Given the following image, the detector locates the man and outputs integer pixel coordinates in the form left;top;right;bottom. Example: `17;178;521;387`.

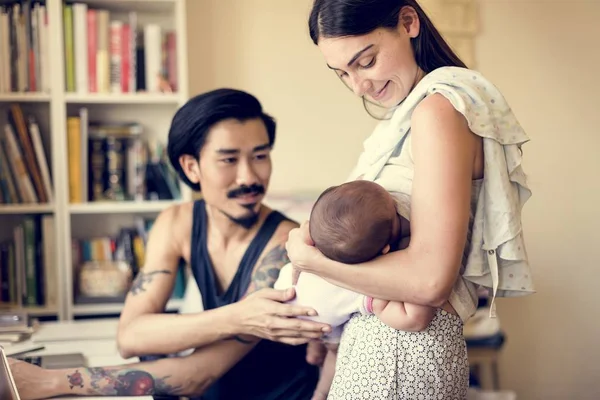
8;89;330;400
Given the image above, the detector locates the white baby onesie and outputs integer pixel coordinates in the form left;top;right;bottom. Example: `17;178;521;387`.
274;263;369;343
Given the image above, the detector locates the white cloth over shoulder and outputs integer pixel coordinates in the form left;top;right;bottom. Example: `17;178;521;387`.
348;66;535;319
274;263;367;343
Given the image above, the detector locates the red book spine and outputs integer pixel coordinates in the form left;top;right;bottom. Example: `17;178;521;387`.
28;50;36;91
120;24;130;93
87;9;97;93
167;32;177;92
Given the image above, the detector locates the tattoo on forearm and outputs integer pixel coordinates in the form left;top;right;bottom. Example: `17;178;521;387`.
69;367;183;396
129;269;172;295
68;370;84;389
247;244;289;293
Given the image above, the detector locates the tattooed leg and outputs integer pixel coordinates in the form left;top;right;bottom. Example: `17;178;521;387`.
129;269;172;295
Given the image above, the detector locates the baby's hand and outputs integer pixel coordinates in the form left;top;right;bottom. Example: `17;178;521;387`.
371;298;390;315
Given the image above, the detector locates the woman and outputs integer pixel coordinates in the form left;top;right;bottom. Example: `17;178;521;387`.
286;0;535;398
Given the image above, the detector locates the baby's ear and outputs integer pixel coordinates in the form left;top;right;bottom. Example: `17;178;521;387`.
381;244;391;255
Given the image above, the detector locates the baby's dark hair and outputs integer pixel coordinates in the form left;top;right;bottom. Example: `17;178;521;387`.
309;180;396;264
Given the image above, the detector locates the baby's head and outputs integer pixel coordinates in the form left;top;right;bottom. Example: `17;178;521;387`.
309;180;401;264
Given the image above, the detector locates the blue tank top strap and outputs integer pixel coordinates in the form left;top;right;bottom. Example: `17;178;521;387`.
190;200;291;310
190;199;211;306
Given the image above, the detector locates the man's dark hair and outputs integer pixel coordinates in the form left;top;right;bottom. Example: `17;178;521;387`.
167;88;277;191
309;180;396;264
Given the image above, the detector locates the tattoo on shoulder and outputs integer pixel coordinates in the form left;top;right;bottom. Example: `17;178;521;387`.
77;367;183;396
129;269;172;295
248;244;289;292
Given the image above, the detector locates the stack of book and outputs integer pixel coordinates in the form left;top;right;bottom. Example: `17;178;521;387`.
0;104;53;205
0;311;34;346
0;2;50;94
66;108;181;203
63;2;177;94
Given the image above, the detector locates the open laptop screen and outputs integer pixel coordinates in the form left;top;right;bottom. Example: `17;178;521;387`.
0;346;21;400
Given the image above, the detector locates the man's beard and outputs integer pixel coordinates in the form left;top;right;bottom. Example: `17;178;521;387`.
221;183;265;229
222;211;260;229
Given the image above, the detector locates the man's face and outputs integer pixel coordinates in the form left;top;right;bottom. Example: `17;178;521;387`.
196;118;272;227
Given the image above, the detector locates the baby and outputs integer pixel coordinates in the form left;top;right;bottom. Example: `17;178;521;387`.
309;179;434;329
275;180;435;399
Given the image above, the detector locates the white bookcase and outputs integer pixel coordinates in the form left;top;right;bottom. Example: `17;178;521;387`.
0;0;190;321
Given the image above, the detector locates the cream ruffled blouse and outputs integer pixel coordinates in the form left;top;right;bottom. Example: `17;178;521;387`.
348;66;535;321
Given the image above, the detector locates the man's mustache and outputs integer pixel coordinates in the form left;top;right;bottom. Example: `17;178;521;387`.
227;184;265;199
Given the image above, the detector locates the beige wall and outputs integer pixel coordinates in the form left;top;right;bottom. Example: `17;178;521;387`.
477;1;600;399
187;1;600;398
186;0;378;194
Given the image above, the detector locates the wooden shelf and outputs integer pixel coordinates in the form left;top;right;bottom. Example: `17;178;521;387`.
0;93;51;103
64;92;180;104
0;204;55;214
72;298;183;316
0;305;59;317
26;306;60;317
75;0;176;13
0;0;190;321
69;200;182;214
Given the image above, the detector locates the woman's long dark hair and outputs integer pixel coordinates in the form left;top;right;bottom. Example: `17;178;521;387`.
308;0;467;117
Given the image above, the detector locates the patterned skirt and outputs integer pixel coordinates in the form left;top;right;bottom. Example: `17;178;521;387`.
328;309;469;400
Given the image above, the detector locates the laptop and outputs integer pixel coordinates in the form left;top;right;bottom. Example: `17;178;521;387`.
16;352;87;369
2;341;87;369
0;346;21;400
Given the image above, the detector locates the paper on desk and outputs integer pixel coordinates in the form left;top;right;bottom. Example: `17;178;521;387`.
33;319;120;342
2;341;45;356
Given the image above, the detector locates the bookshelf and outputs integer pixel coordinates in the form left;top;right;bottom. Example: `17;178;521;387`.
0;0;190;321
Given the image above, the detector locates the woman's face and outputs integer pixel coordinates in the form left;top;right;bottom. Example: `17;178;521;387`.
317;7;424;108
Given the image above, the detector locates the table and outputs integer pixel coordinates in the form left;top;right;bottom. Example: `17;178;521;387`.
21;318;152;400
466;331;505;391
19;314;503;398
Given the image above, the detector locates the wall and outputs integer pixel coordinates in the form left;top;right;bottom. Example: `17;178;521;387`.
476;1;600;399
186;1;600;398
186;0;377;195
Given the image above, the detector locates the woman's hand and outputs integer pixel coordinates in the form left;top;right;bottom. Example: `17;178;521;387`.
285;221;327;283
233;287;331;345
7;358;59;400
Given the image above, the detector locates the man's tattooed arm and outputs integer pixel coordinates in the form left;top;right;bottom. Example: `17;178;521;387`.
223;244;291;345
60;366;185;397
246;244;290;294
129;269;172;295
85;367;180;396
46;339;255;399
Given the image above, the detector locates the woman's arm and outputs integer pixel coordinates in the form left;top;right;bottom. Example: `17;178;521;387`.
288;94;481;307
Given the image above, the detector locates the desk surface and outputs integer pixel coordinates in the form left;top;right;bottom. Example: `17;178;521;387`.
13;319;152;400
